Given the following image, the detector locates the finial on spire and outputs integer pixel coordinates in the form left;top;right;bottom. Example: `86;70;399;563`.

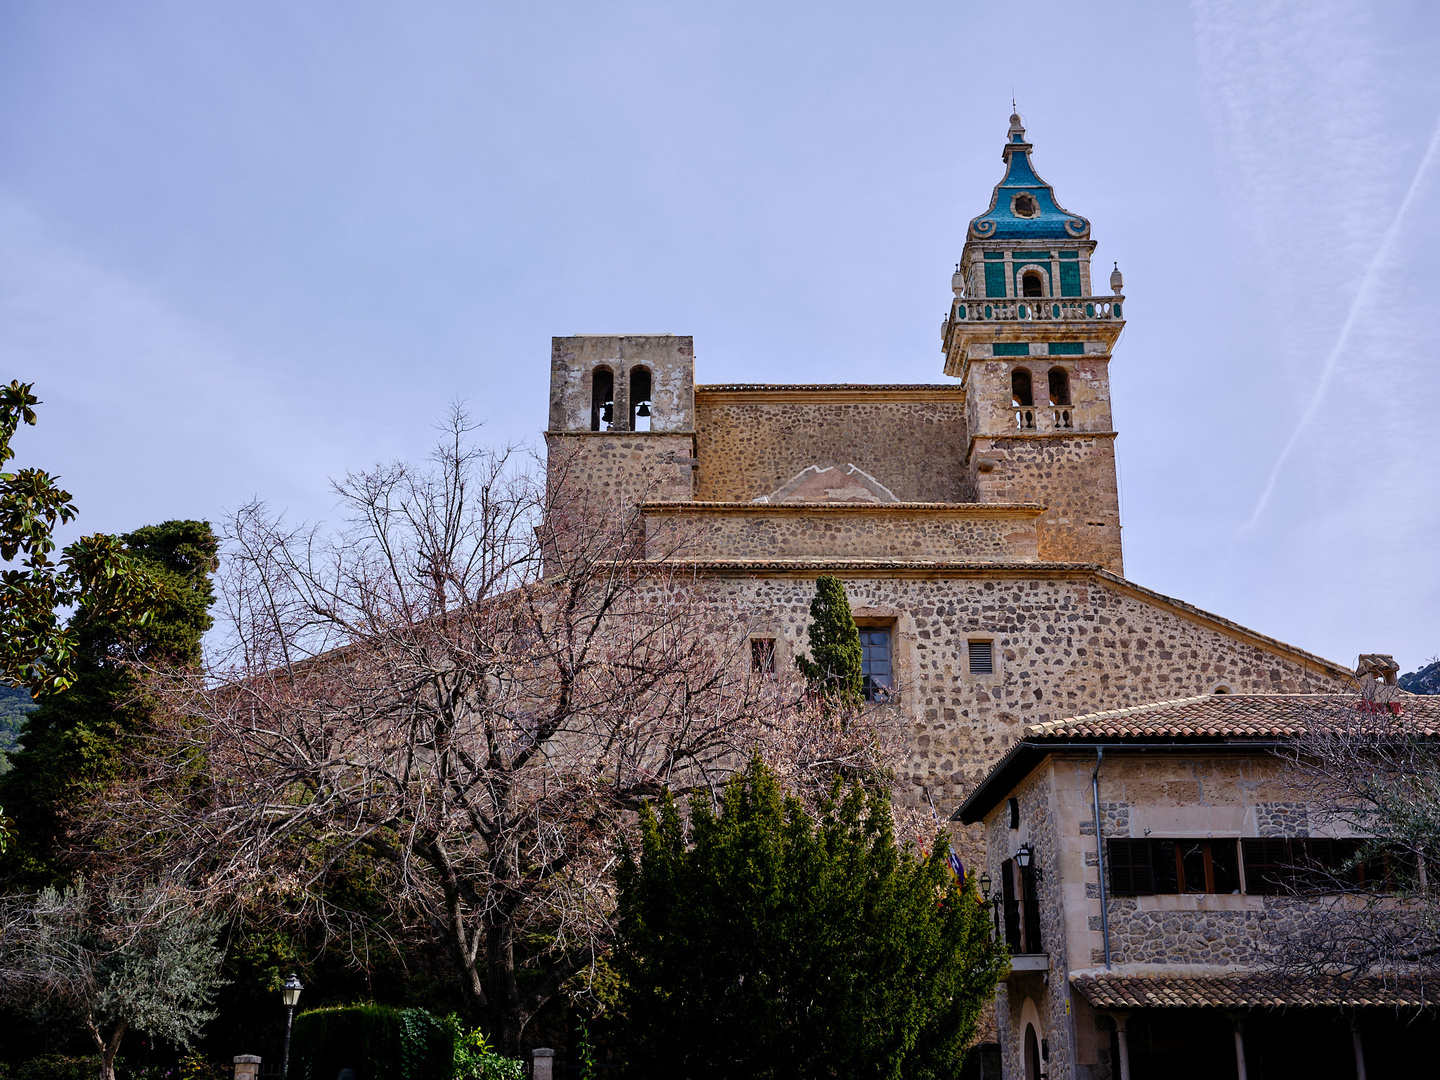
1007;108;1026;142
1110;262;1124;296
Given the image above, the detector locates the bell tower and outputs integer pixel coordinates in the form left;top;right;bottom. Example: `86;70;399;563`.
942;112;1126;574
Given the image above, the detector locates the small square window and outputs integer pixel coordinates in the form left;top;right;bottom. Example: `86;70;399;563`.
859;627;893;702
968;640;994;675
750;638;776;675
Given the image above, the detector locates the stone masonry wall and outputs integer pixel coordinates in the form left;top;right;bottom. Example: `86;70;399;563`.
677;570;1347;848
972;435;1123;574
642;505;1040;561
693;391;971;503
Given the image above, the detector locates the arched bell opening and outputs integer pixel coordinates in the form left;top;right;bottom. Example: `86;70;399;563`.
1047;367;1071;407
1011;368;1034;407
590;366;615;431
629;366;653;432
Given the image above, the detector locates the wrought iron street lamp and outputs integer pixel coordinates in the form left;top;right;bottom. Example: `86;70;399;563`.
281;974;303;1078
1014;844;1033;869
978;871;992;900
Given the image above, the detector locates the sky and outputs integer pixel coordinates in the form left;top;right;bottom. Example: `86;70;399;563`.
1;0;1437;673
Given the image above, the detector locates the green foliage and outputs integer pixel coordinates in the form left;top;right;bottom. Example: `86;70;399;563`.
0;519;217;887
447;1017;525;1080
0;684;38;757
290;1006;467;1080
0;382;162;695
0;883;226;1079
612;759;1007;1080
793;575;864;710
1;1056;103;1080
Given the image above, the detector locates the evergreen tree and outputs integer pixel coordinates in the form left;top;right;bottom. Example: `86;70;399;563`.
611;759;1007;1080
794;575;864;710
0;520;217;887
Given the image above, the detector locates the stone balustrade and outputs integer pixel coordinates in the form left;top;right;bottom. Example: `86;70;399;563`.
951;297;1124;323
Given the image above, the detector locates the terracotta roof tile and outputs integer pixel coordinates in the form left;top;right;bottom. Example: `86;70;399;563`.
1073;971;1436;1009
1023;693;1440;741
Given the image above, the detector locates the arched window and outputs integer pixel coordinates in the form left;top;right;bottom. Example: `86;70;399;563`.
629;366;653;432
1021;270;1045;297
590;366;614;431
1011;368;1033;407
1047;367;1071;407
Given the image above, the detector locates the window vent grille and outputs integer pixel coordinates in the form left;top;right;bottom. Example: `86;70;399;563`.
968;640;994;675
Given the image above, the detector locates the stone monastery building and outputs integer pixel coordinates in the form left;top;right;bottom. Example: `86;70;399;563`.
543;110;1353;819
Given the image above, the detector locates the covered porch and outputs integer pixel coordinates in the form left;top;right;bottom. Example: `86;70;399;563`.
1072;973;1438;1080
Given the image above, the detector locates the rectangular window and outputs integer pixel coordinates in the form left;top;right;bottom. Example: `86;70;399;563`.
859;627;892;702
1240;838;1374;895
968;640;994;675
1058;260;1081;296
750;638;776;675
984;262;1008;298
1108;838;1243;895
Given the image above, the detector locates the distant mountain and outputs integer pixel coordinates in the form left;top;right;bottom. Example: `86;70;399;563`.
1400;660;1440;695
0;684;37;756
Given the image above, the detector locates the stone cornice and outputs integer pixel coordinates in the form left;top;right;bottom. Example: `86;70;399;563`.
963;431;1119;466
696;384;965;405
544;430;697;438
641;500;1045;517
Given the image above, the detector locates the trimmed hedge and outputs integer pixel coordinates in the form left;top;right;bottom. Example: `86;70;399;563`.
289;1005;453;1080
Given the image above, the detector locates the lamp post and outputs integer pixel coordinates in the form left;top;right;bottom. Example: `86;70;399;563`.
281;973;303;1078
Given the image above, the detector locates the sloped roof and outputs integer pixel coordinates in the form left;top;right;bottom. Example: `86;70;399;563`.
1024;693;1440;740
1073;971;1435;1009
968;114;1090;242
956;692;1440;824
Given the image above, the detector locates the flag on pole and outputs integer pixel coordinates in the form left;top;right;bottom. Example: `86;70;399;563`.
924;787;965;890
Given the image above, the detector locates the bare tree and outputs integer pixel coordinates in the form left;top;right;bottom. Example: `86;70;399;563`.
1258;681;1440;997
90;412;902;1053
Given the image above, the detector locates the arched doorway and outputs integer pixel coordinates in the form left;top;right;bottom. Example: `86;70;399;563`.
1024;1023;1042;1080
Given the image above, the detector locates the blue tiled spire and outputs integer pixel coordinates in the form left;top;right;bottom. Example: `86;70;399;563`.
968;113;1089;241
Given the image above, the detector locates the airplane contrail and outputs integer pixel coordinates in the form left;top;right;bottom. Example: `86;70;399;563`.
1240;112;1440;532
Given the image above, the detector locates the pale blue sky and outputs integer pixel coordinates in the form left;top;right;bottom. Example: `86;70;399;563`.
2;0;1437;671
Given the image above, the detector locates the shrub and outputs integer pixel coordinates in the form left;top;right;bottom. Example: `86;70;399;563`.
8;1057;102;1080
290;1005;448;1080
289;1005;519;1080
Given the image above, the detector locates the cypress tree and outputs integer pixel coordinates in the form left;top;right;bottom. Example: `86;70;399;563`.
794;574;864;709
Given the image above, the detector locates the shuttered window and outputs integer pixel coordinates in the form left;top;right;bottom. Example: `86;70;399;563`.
968;640;994;675
1109;838;1243;895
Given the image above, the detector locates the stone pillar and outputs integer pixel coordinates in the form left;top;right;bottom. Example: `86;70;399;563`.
1226;1013;1249;1080
1110;1012;1132;1080
532;1047;555;1080
233;1056;261;1080
1350;1014;1367;1080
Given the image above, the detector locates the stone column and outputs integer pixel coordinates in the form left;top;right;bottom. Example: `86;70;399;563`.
233;1056;261;1080
1350;1014;1367;1080
1110;1012;1132;1080
1226;1012;1249;1080
533;1047;555;1080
